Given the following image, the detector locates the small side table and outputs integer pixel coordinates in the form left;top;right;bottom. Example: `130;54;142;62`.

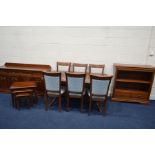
10;81;37;109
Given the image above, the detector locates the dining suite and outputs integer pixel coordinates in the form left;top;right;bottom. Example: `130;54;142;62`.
0;62;113;115
0;61;155;115
0;62;110;94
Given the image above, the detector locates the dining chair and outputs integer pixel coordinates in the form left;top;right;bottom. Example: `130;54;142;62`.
57;61;71;72
66;72;86;112
72;63;88;73
43;72;65;111
88;74;112;115
89;64;105;74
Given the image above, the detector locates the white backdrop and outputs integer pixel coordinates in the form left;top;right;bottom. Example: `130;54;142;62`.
0;26;155;98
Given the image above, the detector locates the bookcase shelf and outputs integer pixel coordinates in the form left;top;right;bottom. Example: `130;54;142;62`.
116;79;151;84
112;64;155;104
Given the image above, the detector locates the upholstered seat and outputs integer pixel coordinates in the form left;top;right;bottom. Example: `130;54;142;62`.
87;91;105;100
69;91;86;97
88;75;113;115
44;72;65;111
47;88;66;96
66;72;86;112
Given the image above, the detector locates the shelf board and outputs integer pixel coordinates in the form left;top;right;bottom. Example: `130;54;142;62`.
112;97;149;104
114;89;148;94
116;79;151;84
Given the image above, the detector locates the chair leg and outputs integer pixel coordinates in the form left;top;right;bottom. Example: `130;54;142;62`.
88;97;92;115
98;101;102;112
67;95;70;111
103;97;107;115
58;96;62;112
80;96;83;112
44;93;48;111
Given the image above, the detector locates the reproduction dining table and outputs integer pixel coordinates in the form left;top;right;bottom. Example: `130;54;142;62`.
59;72;112;85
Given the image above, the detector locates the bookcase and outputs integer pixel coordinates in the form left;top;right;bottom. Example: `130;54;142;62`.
112;64;155;104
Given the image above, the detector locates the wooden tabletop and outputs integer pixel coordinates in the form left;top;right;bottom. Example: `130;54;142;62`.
9;73;112;90
60;72;112;84
10;81;37;90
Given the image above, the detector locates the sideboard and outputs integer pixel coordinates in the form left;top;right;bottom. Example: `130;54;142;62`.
0;62;51;95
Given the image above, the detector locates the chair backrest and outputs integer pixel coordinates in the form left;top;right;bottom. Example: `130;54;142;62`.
44;72;61;92
66;72;85;93
57;61;71;72
90;75;112;96
72;63;88;73
89;64;105;74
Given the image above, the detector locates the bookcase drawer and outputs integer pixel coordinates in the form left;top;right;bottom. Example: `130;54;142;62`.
114;89;149;100
129;92;148;100
114;90;129;98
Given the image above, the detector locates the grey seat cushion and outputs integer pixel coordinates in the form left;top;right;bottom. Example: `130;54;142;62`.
87;91;105;101
69;90;86;97
47;88;65;96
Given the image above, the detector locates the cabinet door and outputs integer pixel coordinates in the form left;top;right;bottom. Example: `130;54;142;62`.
8;75;19;87
0;72;9;91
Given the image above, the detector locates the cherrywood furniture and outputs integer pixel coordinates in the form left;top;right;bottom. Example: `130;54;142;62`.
43;72;65;111
89;64;105;74
72;63;88;73
88;75;113;115
66;72;86;112
60;72;110;86
10;81;37;109
11;89;34;110
57;61;71;72
10;81;37;90
112;63;155;104
0;62;51;95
